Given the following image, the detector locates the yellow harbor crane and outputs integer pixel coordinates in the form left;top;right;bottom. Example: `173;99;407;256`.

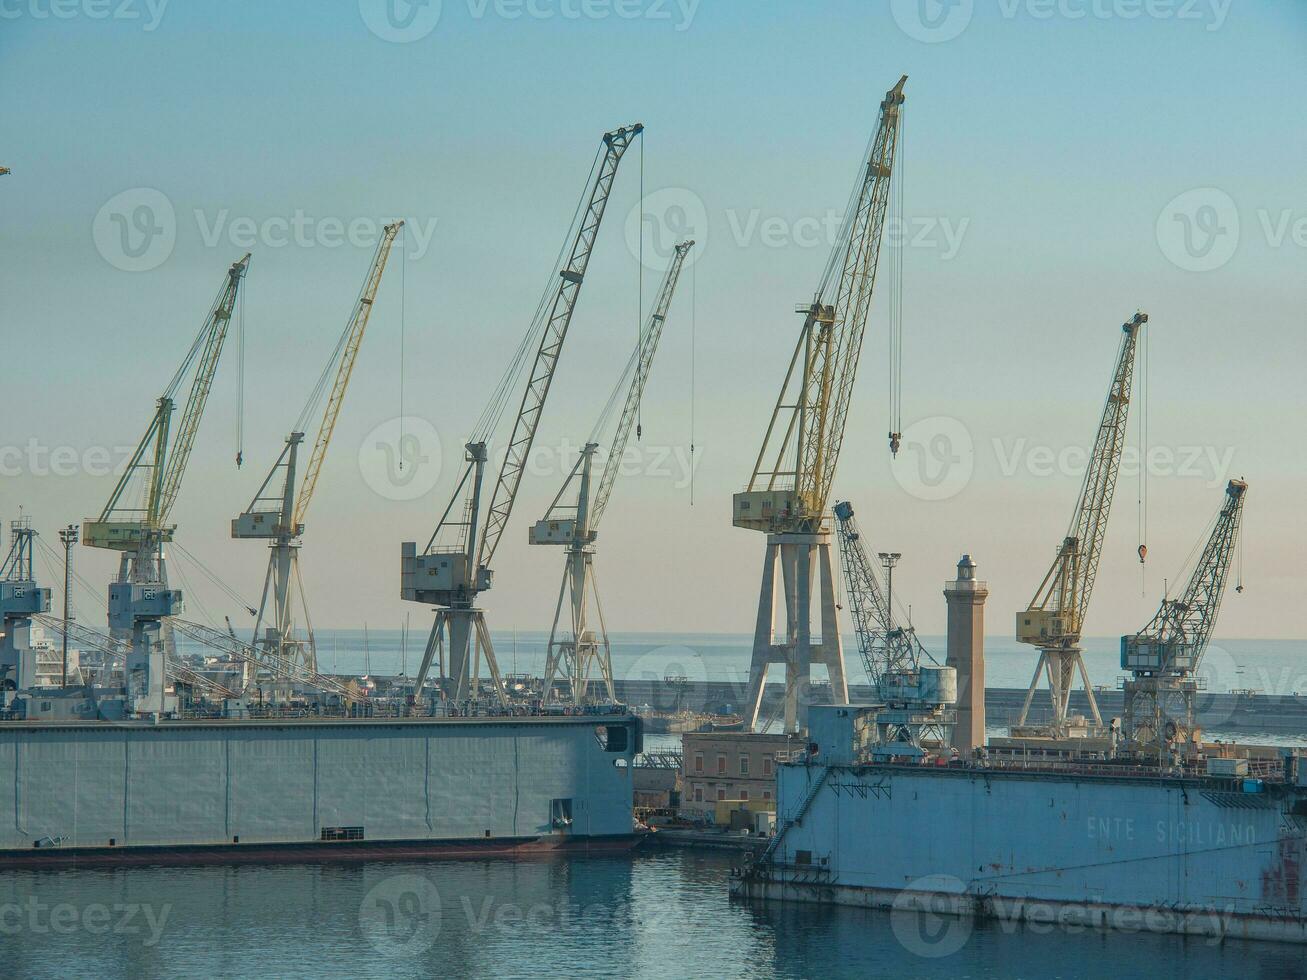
734;76;906;733
233;223;402;679
1014;312;1147;739
83;255;250;715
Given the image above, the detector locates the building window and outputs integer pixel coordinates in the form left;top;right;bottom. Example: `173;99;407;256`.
717;789;726;801
694;786;703;802
763;790;772;800
694;753;703;774
740;790;749;801
716;754;726;775
739;755;749;776
763;755;773;776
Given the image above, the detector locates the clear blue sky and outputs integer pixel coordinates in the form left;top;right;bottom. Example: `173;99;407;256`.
1;1;1304;642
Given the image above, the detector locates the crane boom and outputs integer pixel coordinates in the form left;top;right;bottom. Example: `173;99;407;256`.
85;254;251;550
590;239;694;530
294;222;403;527
477;123;642;570
738;76;905;529
832;500;928;689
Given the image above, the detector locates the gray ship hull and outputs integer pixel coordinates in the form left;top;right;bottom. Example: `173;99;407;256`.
0;714;640;866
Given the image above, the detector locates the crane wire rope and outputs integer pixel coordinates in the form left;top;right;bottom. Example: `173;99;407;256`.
470;144;604;445
1137;321;1150;594
399;223;408;473
689;256;696;507
236;272;246;468
888;105;906;454
636;131;645;441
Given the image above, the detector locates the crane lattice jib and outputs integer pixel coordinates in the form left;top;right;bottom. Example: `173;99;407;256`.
294;221;403;527
155;254;251;527
1027;313;1145;639
477;124;642;569
1143;479;1247;674
589;239;694;530
833;500;924;689
798;79;905;515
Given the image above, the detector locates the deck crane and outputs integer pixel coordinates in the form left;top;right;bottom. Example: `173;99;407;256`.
530;239;694;705
1120;479;1247;761
1014;312;1147;739
83;254;250;715
403;124;642;705
832;501;955;752
0;520;52;695
734;76;906;734
233;223;402;680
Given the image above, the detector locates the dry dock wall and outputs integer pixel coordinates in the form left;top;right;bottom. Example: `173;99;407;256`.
0;717;637;852
749;762;1306;942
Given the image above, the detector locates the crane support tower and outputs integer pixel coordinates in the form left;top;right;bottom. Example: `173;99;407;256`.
404;124;642;706
234;223;402;684
530;240;694;705
1014;312;1146;739
0;520;52;697
83;254;250;715
735;76;906;734
1120;479;1247;762
833;501;955;753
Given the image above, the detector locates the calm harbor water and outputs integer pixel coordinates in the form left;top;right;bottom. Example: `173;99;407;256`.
1;850;1303;979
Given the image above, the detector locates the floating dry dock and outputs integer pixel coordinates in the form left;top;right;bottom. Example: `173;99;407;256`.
732;705;1307;945
0;713;641;866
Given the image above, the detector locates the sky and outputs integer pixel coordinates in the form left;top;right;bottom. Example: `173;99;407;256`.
1;0;1304;648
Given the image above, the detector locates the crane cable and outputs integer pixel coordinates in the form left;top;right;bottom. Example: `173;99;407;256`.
1137;322;1150;594
399;223;408;473
887;106;906;457
636;130;645;441
236;275;246;468
689;257;696;507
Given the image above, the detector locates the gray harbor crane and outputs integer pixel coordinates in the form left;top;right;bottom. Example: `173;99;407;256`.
1121;479;1248;761
530;239;694;705
403;124;643;704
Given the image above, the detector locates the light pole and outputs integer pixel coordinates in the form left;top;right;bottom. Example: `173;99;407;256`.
59;525;78;687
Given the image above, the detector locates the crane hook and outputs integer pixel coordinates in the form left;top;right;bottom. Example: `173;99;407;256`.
1137;544;1147;564
888;431;901;457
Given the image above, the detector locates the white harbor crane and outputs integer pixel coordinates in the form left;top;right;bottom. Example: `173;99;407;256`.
530;239;695;705
83;255;250;715
1121;479;1247;761
832;501;955;752
0;520;51;694
735;76;907;734
233;223;402;679
1014;312;1147;739
403;124;643;704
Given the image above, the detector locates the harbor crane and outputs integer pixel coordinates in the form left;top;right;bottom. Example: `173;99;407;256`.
0;520;52;694
1121;479;1247;761
234;223;402;680
403;124;642;704
735;76;906;734
530;239;694;705
1014;312;1147;739
83;254;250;715
832;501;955;752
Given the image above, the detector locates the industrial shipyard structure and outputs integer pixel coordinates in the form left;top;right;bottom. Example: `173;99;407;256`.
2;72;1304;945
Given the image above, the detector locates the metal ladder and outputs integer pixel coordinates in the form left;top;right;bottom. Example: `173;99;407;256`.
760;765;829;865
